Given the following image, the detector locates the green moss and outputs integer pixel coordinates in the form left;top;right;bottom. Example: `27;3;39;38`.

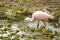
3;37;10;40
56;32;60;37
15;15;25;21
51;11;60;22
1;27;7;31
52;22;59;28
37;26;45;32
26;26;38;32
27;36;33;39
25;26;55;39
46;37;51;40
10;32;16;36
14;35;20;40
0;8;6;19
0;36;3;39
0;25;3;28
55;37;59;40
5;27;13;32
26;39;32;40
15;30;20;33
48;11;60;27
0;31;5;34
7;24;11;27
52;11;60;18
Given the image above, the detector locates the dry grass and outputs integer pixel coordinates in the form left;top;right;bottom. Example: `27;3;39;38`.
0;0;60;13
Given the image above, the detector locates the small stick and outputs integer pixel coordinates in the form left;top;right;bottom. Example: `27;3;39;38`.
43;21;46;26
37;21;39;28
